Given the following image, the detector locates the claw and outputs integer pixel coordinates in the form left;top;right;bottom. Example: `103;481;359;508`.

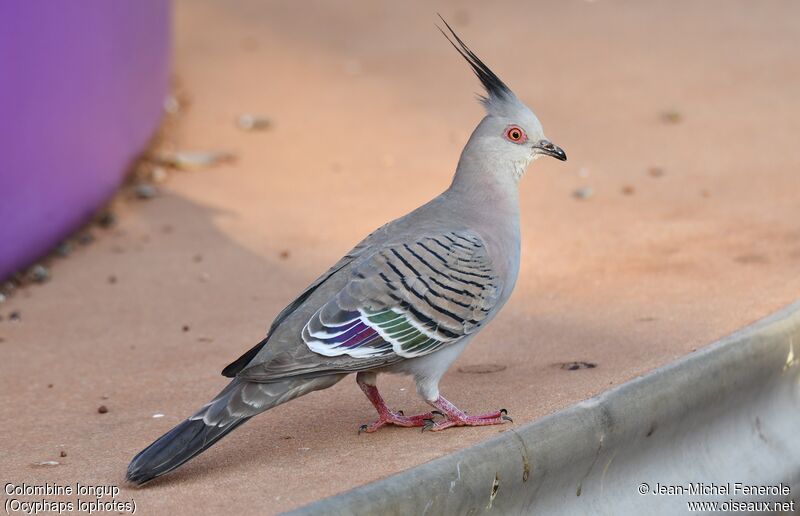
501;415;513;423
421;418;435;432
358;424;368;435
396;410;404;416
431;410;444;417
500;408;508;416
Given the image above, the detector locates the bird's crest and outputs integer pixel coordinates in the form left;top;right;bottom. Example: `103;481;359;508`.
437;15;518;116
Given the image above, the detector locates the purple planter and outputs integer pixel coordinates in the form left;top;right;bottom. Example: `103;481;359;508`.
0;1;170;280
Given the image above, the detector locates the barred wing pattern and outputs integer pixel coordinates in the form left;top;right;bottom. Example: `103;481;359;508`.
302;232;501;359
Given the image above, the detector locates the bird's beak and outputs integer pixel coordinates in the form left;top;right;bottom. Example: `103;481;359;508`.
533;140;567;161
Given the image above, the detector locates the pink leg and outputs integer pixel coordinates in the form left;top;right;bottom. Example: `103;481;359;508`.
423;396;512;432
356;373;438;433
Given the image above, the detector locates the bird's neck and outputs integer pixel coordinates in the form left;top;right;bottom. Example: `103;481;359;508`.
448;145;521;215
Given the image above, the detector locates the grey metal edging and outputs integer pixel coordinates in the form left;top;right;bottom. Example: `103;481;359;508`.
290;301;800;515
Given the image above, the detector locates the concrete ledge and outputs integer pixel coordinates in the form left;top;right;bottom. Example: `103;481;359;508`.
292;301;800;515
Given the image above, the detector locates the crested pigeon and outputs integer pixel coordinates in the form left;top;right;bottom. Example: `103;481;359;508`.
127;17;566;485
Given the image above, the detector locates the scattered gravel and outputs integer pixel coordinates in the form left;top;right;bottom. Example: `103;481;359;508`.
572;187;594;200
151;166;168;183
96;211;116;228
135;183;157;199
660;110;683;124
28;264;50;283
97;405;108;414
78;232;95;245
55;242;72;257
154;150;236;170
163;95;180;115
236;114;271;131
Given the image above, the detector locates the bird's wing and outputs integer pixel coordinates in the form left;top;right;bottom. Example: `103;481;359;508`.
221;227;383;378
300;231;501;360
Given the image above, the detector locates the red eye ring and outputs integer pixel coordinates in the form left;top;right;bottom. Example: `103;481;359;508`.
504;125;527;144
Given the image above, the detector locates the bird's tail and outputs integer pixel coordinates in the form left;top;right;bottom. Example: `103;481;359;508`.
126;375;342;485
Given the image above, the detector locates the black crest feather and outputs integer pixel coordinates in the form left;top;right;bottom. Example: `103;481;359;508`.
437;14;514;104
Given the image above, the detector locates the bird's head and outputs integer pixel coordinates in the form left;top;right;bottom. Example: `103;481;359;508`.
439;17;566;183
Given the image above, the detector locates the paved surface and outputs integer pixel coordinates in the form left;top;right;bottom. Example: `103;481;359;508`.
2;1;799;513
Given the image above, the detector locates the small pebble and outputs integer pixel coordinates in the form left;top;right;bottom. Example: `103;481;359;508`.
135;183;157;199
236;114;271;131
59;450;67;458
163;95;180;115
621;185;636;195
660;110;683;124
78;233;95;245
9;311;21;321
96;211;116;228
154;150;236;170
108;275;117;284
151;166;168;183
28;264;50;283
279;250;290;260
97;405;108;414
193;254;203;263
55;242;73;257
647;167;665;178
152;413;165;419
47;383;53;388
182;325;190;332
32;461;60;468
572;187;593;200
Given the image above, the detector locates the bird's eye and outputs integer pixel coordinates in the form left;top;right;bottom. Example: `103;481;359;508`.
504;125;527;144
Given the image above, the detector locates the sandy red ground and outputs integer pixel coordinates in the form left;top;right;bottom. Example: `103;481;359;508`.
2;1;799;513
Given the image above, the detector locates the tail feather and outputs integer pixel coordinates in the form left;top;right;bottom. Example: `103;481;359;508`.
126;375;343;485
126;415;250;485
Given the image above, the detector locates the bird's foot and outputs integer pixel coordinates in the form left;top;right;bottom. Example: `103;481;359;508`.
422;396;512;432
358;409;441;434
